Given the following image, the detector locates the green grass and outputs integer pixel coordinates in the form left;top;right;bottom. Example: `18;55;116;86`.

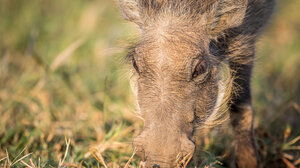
0;0;300;167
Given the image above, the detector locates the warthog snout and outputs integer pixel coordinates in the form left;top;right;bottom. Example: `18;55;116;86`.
133;127;195;167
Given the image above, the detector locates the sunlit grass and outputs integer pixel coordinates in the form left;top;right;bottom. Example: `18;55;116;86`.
0;0;299;167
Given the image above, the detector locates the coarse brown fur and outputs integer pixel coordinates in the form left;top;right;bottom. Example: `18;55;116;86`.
118;0;276;167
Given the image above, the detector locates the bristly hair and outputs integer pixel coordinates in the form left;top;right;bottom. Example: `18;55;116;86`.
137;0;216;15
135;0;247;29
125;43;137;62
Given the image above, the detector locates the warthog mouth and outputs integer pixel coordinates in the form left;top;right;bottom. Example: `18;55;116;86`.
137;151;193;168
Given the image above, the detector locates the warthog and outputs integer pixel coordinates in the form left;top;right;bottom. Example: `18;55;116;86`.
118;0;275;167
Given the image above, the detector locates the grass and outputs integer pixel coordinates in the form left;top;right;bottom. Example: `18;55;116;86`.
0;0;300;167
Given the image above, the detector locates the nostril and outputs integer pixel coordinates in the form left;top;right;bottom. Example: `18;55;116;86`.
152;164;160;168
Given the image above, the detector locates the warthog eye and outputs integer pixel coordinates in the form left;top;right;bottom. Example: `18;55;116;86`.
132;58;139;72
192;59;208;80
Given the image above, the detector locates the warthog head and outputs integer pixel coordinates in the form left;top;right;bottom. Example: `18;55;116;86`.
118;0;247;167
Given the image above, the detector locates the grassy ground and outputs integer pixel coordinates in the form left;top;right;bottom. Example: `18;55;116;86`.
0;0;299;167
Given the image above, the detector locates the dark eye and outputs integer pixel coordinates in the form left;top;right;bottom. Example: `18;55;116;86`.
192;59;208;79
132;58;139;72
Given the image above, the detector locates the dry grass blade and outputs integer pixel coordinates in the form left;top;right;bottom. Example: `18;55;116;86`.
11;146;28;165
4;159;7;168
292;103;300;114
29;158;36;168
286;146;300;150
5;149;11;166
175;152;193;168
59;138;71;168
284;126;291;142
11;153;32;166
0;156;7;163
124;150;136;168
294;157;300;165
176;153;182;164
20;160;34;168
90;147;108;168
79;160;83;168
283;153;294;160
282;157;296;168
50;38;85;71
287;136;300;146
183;152;193;168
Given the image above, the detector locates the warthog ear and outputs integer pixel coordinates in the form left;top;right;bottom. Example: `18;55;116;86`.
206;0;248;36
118;0;141;25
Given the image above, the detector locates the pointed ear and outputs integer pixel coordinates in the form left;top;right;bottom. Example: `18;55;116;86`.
206;0;248;36
118;0;141;26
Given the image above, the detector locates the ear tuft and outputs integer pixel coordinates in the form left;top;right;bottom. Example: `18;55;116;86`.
118;0;141;25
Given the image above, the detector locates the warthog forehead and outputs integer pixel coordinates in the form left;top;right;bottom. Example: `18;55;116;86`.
133;35;207;67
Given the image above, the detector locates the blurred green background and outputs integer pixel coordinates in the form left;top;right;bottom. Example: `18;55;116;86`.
0;0;299;167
